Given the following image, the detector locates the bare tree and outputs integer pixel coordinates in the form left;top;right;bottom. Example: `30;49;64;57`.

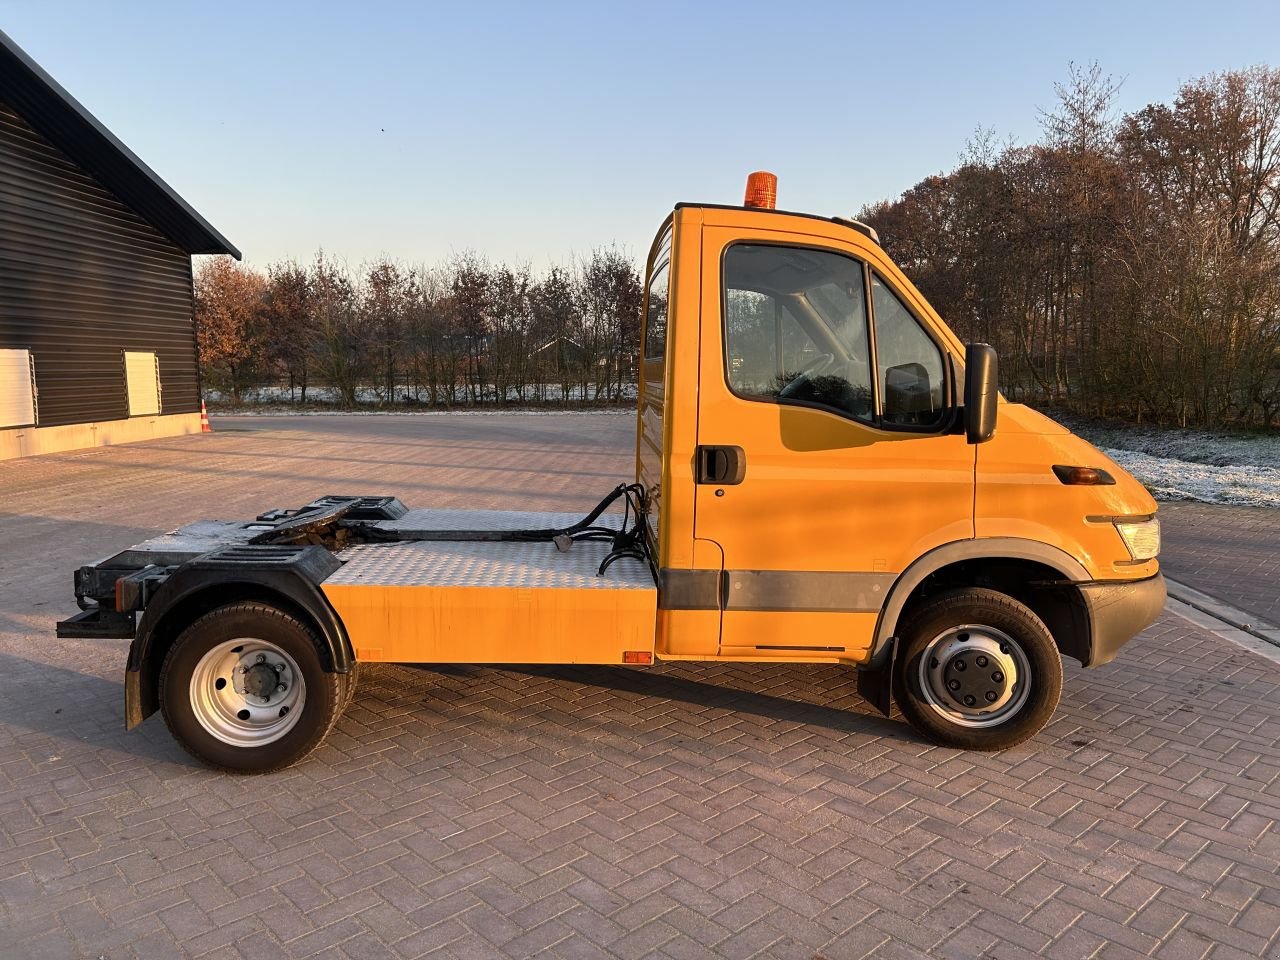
449;254;490;404
309;253;363;406
361;258;414;404
488;264;532;404
262;260;312;401
194;257;267;403
862;63;1280;428
576;247;642;401
530;266;578;404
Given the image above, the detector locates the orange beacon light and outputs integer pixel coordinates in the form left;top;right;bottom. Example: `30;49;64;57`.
744;171;777;209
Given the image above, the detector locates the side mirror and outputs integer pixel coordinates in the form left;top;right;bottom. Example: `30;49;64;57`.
964;343;998;444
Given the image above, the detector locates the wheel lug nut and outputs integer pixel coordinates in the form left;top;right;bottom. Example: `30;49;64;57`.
256;654;266;664
954;660;966;671
277;683;286;692
992;671;1004;683
986;691;998;702
976;656;988;668
964;695;976;706
948;679;961;691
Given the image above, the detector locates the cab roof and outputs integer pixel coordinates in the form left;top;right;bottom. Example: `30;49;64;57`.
674;202;879;244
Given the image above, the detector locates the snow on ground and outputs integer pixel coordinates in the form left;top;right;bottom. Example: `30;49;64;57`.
218;408;632;417
1101;447;1280;507
1077;424;1280;470
1060;416;1280;506
207;383;639;404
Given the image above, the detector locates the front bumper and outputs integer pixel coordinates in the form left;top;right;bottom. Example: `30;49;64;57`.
1079;572;1167;667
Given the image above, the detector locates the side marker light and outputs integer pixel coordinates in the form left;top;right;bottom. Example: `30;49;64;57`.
1052;465;1116;486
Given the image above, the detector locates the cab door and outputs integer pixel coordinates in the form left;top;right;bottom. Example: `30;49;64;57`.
693;223;975;662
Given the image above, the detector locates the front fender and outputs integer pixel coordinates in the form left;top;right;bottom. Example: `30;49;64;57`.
868;537;1091;668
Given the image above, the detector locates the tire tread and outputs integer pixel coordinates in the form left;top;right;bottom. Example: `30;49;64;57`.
892;587;1063;751
159;601;343;774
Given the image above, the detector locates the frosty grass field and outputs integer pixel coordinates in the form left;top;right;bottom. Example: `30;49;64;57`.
1084;425;1280;507
1103;447;1280;507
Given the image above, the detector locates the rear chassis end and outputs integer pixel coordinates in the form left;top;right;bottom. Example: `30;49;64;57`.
57;495;411;642
57;486;654;737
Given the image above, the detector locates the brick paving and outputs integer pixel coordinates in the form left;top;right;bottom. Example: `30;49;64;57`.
0;414;1278;960
1158;502;1280;629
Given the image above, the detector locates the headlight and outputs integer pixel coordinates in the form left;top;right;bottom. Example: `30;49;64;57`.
1114;517;1160;561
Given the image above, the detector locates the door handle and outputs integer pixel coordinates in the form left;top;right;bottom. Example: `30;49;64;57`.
696;445;746;485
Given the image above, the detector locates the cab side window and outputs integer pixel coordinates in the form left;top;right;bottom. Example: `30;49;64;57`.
643;260;670;361
871;275;945;427
723;244;874;422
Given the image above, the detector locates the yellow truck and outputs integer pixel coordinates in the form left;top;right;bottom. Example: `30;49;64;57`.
58;173;1166;772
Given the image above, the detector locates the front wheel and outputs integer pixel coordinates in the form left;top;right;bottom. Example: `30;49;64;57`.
159;602;344;773
893;588;1062;751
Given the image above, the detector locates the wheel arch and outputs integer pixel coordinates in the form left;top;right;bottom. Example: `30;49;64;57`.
871;538;1092;669
126;566;353;731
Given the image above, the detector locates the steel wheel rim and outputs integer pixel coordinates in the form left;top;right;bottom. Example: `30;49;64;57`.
189;638;305;747
917;623;1032;729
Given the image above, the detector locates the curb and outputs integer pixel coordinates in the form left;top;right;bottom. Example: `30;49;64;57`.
1164;577;1280;667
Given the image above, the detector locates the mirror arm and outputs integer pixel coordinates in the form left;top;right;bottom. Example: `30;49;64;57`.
947;352;964;434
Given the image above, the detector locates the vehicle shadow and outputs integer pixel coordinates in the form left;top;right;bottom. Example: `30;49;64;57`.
0;648;912;774
0;650;199;769
410;661;910;742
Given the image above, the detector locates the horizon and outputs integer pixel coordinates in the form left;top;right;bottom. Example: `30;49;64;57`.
3;0;1279;270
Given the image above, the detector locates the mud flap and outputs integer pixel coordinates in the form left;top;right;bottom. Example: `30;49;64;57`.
856;637;895;717
125;669;145;730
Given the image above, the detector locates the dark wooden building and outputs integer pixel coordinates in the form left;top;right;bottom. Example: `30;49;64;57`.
0;29;238;459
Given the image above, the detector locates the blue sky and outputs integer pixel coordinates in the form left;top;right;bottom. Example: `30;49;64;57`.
4;1;1279;270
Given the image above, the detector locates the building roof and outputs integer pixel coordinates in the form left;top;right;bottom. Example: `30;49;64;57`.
0;29;240;259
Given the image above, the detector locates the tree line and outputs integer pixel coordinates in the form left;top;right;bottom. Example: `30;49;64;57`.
194;248;642;407
197;63;1280;427
859;63;1280;429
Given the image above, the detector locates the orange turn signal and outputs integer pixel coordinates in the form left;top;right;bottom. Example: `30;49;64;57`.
623;651;653;665
744;171;777;209
1052;465;1116;486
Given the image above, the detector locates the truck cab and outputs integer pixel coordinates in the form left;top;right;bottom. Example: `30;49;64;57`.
636;183;1164;749
59;173;1166;771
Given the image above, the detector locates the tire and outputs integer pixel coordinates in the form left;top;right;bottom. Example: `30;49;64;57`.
341;662;361;713
892;588;1062;751
159;602;343;773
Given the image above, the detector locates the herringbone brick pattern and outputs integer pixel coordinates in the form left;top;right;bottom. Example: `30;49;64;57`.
1159;502;1280;628
1;415;1277;959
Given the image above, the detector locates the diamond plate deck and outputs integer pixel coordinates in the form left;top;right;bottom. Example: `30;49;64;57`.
328;538;653;589
99;519;260;567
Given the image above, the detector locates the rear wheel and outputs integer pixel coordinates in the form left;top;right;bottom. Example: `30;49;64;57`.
159;602;343;773
892;588;1062;751
341;662;360;712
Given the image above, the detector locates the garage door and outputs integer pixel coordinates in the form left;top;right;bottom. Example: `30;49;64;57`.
124;350;161;416
0;348;37;428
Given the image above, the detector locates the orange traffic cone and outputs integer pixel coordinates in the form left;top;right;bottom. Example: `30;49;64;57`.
200;399;213;433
